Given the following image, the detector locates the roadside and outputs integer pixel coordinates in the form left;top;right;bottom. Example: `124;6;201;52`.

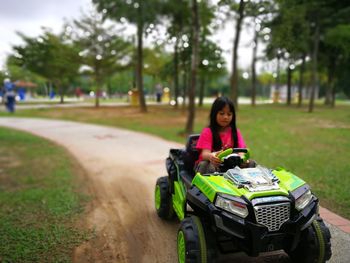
0;126;90;262
0;117;349;263
0;97;272;112
0;117;180;262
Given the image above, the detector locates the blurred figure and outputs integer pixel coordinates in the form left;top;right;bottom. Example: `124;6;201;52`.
49;90;55;99
75;87;82;98
155;83;163;103
3;78;16;113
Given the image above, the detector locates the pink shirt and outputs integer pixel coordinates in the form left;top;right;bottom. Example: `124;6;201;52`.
196;127;246;162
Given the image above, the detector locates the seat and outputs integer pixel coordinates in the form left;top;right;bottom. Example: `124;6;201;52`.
182;134;200;173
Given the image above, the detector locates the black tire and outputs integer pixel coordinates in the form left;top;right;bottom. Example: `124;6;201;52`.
155;176;174;219
177;216;217;263
288;218;332;263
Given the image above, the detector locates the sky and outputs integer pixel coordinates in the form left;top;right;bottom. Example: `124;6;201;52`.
0;0;92;70
0;0;268;75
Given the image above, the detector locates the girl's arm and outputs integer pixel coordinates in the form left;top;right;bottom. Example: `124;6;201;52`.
201;149;222;166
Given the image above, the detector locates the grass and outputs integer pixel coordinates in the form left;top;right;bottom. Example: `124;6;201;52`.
1;103;350;219
0;127;91;262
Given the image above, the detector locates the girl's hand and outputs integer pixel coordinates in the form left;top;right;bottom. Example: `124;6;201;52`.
209;152;222;167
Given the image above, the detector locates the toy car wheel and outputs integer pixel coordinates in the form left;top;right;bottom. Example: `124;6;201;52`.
287;218;332;263
155;176;174;219
177;215;216;263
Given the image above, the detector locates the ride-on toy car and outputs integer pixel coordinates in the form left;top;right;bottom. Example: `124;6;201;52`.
154;135;332;263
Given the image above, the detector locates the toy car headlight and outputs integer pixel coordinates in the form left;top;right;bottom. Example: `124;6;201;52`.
295;190;313;211
215;195;248;218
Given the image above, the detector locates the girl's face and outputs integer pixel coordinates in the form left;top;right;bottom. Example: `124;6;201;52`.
216;104;233;129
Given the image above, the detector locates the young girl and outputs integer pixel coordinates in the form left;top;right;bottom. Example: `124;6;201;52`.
195;96;246;174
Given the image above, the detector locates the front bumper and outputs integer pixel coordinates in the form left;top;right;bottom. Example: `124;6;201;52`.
187;187;319;257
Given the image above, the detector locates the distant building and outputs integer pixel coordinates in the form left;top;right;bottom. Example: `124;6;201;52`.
14;80;37;100
270;85;319;103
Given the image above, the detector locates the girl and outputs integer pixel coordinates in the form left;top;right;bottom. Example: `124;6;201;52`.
195;96;246;174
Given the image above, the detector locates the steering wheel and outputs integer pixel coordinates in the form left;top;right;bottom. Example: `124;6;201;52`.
217;148;250;162
217;148;250;172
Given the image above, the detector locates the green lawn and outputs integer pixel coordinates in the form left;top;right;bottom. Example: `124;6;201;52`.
0;127;91;262
1;103;349;219
238;105;350;218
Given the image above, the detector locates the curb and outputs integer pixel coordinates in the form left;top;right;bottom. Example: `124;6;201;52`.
320;206;350;234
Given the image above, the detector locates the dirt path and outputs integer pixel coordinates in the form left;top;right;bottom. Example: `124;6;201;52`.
0;118;348;263
0;118;180;263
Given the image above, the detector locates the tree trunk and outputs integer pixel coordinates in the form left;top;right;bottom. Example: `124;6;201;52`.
44;82;49;97
95;87;100;107
60;93;64;104
298;54;306;107
107;78;112;97
275;54;281;103
57;81;64;104
230;0;245;108
182;69;187;110
132;36;137;90
198;75;205;107
331;83;336;107
60;90;64;104
137;8;147;113
308;21;320;113
174;37;179;108
94;67;100;108
95;78;100;108
185;0;199;134
251;26;258;107
286;64;292;105
325;57;336;106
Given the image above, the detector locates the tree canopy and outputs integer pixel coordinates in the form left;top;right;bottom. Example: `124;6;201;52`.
2;0;349;113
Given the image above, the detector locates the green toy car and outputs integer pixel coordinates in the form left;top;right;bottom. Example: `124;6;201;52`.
155;135;332;263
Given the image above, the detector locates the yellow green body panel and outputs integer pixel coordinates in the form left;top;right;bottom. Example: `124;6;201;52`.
173;181;186;220
192;168;306;202
192;173;240;202
272;169;306;191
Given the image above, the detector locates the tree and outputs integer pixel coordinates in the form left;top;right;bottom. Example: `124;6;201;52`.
12;29;81;103
297;53;307;107
251;24;258;106
185;0;200;134
197;0;223;106
323;24;350;106
162;0;191;107
245;0;275;106
198;40;226;106
302;0;350;112
93;0;164;112
5;58;47;95
219;0;247;108
265;0;309;106
179;42;192;109
335;58;350;100
307;5;320;113
143;46;172;95
68;9;132;107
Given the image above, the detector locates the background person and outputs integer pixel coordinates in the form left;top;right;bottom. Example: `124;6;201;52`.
3;78;16;113
155;84;163;103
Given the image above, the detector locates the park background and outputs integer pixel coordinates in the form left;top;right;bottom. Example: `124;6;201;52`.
0;0;350;262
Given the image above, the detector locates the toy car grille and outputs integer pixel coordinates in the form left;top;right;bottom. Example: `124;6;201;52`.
254;203;290;232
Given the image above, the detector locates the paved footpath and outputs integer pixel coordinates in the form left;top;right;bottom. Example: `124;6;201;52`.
0;117;349;263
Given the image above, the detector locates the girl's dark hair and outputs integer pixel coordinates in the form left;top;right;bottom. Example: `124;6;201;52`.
209;96;238;151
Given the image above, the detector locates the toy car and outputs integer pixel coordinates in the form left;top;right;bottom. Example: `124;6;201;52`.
154;134;332;262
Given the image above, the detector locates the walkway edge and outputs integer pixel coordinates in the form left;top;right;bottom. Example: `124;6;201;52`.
320;207;350;234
